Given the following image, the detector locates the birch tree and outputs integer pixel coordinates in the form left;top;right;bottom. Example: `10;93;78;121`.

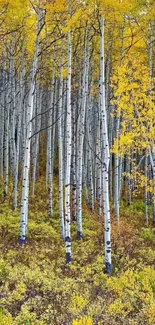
65;0;72;263
20;8;45;244
100;18;112;274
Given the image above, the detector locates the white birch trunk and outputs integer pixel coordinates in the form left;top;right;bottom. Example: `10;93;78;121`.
0;65;5;179
14;58;25;208
20;9;45;244
114;26;124;222
65;22;72;263
4;71;9;197
58;53;65;239
47;72;55;217
100;18;112;274
32;88;42;195
77;35;89;239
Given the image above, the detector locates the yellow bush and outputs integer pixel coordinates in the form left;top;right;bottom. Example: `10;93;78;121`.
11;282;26;301
72;317;93;325
108;298;133;318
0;310;13;325
70;294;88;313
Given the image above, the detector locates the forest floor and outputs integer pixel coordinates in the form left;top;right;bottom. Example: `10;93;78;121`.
0;178;155;325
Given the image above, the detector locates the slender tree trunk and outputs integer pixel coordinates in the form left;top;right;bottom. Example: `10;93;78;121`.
114;26;124;222
100;18;112;274
65;14;72;263
14;58;25;208
47;72;55;217
145;153;149;225
32;88;42;195
77;34;89;239
20;9;45;244
4;70;9;198
58;52;65;239
0;65;5;179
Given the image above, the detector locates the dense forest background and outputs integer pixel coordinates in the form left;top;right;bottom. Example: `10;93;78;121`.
1;0;155;324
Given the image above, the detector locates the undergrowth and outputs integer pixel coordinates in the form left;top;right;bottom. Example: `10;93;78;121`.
0;178;155;324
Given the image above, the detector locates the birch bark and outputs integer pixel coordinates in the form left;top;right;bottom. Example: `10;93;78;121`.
20;9;45;244
65;6;72;262
100;18;112;274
